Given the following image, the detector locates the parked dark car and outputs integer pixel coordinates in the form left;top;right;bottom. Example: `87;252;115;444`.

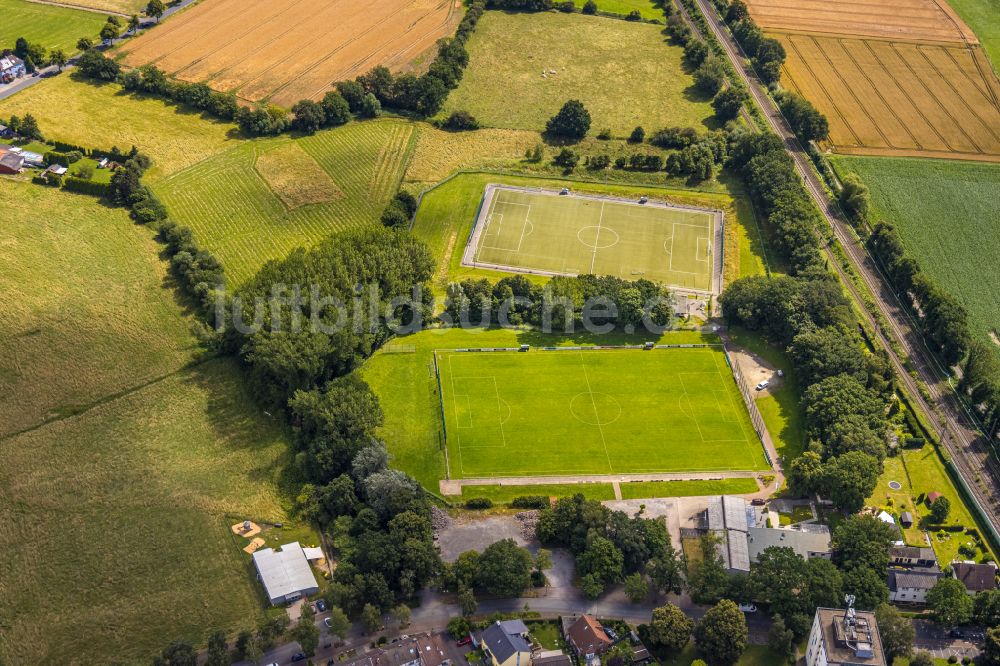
751;499;766;506
292;652;307;662
950;630;966;639
316;599;327;612
456;636;473;647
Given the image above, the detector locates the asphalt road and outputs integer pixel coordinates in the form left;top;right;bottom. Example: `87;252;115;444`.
239;586;776;666
690;0;1000;537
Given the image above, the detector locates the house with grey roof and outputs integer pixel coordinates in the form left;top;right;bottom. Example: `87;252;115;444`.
888;568;943;603
889;545;937;569
480;620;532;666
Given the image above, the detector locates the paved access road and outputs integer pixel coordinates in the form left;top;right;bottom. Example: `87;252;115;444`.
691;0;1000;536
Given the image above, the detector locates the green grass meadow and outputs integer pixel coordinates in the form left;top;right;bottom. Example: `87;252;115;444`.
473;186;717;292
0;179;197;437
619;478;759;498
0;359;292;664
438;11;716;136
461;483;617;502
154;119;417;286
361;328;723;489
438;347;766;478
0;0;109;54
832;156;1000;359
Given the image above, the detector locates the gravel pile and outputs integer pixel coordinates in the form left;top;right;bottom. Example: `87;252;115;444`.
431;506;452;534
515;511;539;540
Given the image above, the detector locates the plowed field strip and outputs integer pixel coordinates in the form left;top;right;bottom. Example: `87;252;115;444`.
173;0;370;85
123;0;298;70
744;0;971;43
219;0;405;101
792;35;890;147
864;40;972;153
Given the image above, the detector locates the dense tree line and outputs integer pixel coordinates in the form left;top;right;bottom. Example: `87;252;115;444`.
444;274;674;331
537;495;684;599
157;220;225;319
727;131;824;274
229;227;435;406
227;229;441;621
723;1;786;85
868;223;971;367
867;217;998;438
775;91;829;143
721;275;893;512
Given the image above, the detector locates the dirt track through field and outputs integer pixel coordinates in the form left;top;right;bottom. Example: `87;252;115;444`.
117;0;463;107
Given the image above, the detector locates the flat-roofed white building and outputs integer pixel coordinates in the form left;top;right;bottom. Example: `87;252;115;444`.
252;541;319;605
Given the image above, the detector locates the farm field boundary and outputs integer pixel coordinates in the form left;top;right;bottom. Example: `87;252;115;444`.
462;184;724;296
116;0;463;107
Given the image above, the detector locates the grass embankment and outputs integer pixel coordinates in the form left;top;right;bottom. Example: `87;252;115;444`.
0;179;196;437
0;179;296;663
438;11;715;136
0;358;293;665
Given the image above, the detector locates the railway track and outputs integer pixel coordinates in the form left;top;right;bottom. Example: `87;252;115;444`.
690;0;1000;534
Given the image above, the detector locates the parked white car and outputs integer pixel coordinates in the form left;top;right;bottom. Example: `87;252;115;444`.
755;380;769;391
738;603;758;613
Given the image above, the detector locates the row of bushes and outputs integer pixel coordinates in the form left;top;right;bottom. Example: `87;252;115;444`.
156;220;225;319
463;495;551;510
444;273;675;330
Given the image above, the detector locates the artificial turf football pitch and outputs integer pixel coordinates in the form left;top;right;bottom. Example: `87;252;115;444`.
464;185;721;293
435;347;768;478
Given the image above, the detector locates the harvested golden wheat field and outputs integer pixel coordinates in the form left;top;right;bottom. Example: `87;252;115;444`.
117;0;463;107
744;0;1000;161
744;0;979;43
779;34;1000;160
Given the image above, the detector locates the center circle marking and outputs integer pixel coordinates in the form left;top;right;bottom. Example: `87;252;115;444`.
570;392;622;426
577;226;620;249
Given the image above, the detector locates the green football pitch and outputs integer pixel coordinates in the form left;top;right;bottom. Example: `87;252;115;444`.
435;347;768;478
464;185;721;293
